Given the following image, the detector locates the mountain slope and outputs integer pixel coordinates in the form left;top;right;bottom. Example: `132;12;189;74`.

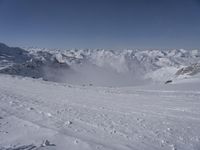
1;43;200;85
0;43;71;81
0;74;200;150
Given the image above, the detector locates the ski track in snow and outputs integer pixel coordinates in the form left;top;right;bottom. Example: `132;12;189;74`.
0;75;200;150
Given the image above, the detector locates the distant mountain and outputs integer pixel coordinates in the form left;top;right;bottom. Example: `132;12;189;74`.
0;43;70;81
26;47;200;74
0;42;31;68
1;42;200;85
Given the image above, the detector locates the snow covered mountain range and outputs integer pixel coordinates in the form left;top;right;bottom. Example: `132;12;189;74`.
0;42;200;86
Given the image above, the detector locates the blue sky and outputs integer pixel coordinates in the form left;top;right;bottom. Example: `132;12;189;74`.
0;0;200;49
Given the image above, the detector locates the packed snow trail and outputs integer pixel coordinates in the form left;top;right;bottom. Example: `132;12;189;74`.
0;74;200;150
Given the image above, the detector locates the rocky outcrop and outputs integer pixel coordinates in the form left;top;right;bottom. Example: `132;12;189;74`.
176;63;200;76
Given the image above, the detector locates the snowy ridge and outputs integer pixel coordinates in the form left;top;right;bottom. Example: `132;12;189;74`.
1;43;200;85
25;47;200;84
26;47;200;73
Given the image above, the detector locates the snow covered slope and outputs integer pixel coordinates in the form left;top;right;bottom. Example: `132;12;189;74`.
1;43;200;149
0;74;200;150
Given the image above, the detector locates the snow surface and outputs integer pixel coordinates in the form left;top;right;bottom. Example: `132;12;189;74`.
0;74;200;150
1;43;200;149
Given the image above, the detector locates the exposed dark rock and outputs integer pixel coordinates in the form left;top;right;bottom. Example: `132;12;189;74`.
41;140;56;147
0;43;71;81
0;43;31;64
165;80;172;84
176;63;200;76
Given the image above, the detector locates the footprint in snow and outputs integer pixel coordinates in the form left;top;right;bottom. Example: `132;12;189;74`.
9;101;17;105
46;113;53;117
27;107;35;111
64;121;73;126
74;139;79;144
39;112;53;117
41;140;56;147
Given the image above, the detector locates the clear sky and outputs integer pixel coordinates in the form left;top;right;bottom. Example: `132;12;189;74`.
0;0;200;49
